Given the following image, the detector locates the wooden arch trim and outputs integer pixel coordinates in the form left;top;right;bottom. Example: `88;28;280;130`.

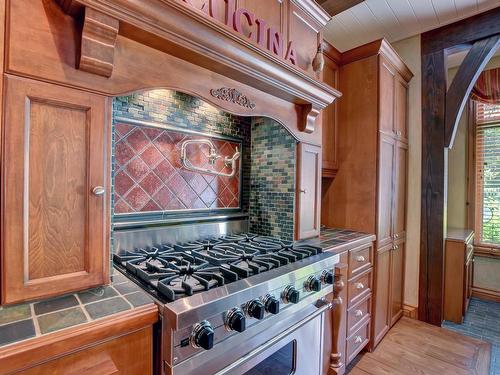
445;35;500;148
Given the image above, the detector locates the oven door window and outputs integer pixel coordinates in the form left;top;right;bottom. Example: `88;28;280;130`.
243;340;296;375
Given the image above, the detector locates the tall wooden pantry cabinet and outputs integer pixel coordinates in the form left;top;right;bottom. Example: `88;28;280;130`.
321;39;413;349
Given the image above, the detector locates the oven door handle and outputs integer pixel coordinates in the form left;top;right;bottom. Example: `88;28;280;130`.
214;301;333;375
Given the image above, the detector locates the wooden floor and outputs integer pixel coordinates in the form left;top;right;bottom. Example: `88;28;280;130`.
348;317;491;375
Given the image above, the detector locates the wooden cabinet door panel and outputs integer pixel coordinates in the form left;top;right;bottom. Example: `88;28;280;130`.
379;60;395;136
296;143;321;239
372;243;391;347
2;75;109;304
321;54;339;176
377;133;395;248
393;141;407;239
394;76;408;141
390;239;405;326
288;3;321;75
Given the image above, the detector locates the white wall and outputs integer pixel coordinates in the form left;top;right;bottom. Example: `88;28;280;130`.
392;35;421;309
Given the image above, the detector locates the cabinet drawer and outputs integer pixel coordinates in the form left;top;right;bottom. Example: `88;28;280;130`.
348;269;372;307
346;319;370;364
348;245;373;278
347;295;371;336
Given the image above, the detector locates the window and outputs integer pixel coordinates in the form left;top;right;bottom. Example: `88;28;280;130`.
475;102;500;245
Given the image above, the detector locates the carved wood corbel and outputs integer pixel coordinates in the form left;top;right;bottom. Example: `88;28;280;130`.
78;7;119;78
300;104;321;133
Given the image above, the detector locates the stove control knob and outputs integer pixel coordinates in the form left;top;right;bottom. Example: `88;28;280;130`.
305;275;322;292
246;299;265;320
225;308;246;332
281;285;300;304
321;270;334;285
263;294;280;315
190;320;214;350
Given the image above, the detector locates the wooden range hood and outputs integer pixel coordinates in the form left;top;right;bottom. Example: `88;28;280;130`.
47;0;341;142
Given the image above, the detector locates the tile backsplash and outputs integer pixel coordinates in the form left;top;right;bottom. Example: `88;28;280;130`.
112;89;296;240
113;122;242;213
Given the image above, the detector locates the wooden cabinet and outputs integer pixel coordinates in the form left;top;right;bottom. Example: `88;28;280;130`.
20;328;152;375
321;42;340;178
1;75;110;304
324;238;375;374
296;143;321;239
372;243;391;345
323;39;413;349
444;229;475;323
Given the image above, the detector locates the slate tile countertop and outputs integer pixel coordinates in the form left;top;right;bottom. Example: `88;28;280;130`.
0;271;154;348
299;227;376;254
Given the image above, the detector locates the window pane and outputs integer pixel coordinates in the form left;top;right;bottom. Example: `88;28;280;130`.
478;124;500;245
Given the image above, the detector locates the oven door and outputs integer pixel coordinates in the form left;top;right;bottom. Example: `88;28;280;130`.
214;303;329;375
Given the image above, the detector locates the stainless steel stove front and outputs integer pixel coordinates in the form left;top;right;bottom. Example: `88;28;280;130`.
161;252;340;375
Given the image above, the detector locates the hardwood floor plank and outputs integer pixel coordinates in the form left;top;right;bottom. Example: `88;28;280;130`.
348;318;491;375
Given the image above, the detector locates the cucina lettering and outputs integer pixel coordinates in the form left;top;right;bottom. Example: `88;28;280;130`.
181;0;298;66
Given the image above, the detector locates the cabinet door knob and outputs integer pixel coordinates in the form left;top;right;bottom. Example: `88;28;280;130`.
354;309;363;318
355;282;364;290
356;255;365;262
354;336;363;344
299;189;307;194
92;186;106;196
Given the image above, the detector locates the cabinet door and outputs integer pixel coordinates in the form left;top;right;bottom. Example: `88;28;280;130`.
379;59;395;136
372;243;391;348
390;239;405;326
394;76;408;141
296;143;321;239
321;54;339;177
377;133;395;248
2;76;109;304
393;141;407;239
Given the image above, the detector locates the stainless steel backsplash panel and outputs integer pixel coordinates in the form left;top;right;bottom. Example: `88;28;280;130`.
113;217;249;253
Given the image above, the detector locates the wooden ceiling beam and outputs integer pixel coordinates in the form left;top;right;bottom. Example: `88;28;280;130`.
316;0;364;16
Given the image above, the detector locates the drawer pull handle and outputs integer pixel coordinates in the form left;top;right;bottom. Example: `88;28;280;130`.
299;189;307;194
354;336;363;344
354;309;363;318
355;283;364;290
356;255;365;262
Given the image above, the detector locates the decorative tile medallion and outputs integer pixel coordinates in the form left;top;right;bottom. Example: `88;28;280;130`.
114;124;241;214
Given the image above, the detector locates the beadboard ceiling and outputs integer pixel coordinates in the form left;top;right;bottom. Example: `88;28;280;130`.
323;0;500;52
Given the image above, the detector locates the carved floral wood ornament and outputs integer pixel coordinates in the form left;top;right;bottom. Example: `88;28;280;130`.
210;87;256;109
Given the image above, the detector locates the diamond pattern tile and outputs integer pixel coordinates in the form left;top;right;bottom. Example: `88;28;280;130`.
114;124;241;213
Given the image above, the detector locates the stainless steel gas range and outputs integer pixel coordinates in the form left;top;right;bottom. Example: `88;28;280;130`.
113;217;339;375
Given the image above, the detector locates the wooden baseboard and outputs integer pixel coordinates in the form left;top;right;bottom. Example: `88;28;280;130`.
402;304;418;319
472;287;500;302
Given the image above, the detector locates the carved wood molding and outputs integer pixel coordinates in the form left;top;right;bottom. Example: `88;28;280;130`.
210;87;256;109
79;7;119;78
329;265;346;373
54;0;341;133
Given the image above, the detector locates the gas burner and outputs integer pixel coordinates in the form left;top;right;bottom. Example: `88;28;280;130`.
134;258;238;301
174;238;224;252
219;233;259;243
192;243;289;278
113;245;180;274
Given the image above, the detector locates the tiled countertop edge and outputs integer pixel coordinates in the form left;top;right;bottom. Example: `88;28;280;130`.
0;303;158;374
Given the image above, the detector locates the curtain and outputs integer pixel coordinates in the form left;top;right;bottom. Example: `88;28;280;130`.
471;67;500;104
